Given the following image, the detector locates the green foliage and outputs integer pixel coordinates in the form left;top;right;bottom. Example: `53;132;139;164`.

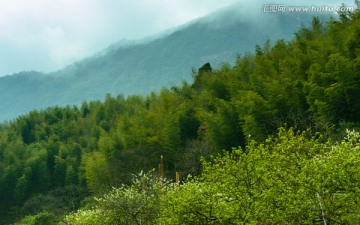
1;9;360;224
65;129;360;224
16;211;58;225
20;185;89;219
158;129;360;224
65;170;171;225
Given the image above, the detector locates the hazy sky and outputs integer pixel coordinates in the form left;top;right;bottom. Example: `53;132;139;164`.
0;0;356;76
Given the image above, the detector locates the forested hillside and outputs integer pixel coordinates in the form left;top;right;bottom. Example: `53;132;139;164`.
0;4;329;121
1;7;360;225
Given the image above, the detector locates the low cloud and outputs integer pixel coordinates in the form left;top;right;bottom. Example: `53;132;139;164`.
0;0;355;76
0;0;241;76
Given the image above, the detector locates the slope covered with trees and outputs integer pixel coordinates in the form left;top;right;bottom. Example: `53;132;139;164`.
1;6;360;224
0;6;329;121
65;129;360;224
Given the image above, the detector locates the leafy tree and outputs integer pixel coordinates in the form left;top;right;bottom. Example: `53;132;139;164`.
159;129;360;224
84;152;113;194
65;170;170;225
17;211;58;225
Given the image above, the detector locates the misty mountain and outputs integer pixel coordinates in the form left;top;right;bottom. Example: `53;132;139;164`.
0;4;331;121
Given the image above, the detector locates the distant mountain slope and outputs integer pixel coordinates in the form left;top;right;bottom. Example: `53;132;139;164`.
0;4;331;121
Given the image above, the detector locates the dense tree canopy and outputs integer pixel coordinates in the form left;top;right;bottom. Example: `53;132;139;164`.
64;129;360;224
1;7;360;224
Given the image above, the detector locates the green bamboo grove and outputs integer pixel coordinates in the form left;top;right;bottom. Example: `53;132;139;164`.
1;7;360;224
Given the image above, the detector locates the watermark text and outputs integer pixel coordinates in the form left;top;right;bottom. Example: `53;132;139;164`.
261;4;355;13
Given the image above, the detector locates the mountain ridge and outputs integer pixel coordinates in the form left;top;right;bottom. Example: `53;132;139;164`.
0;4;332;121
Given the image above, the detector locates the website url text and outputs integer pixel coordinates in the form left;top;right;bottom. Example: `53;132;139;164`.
262;5;355;13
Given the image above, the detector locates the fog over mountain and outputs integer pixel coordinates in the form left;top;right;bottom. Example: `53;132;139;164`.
0;2;333;121
0;0;241;76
